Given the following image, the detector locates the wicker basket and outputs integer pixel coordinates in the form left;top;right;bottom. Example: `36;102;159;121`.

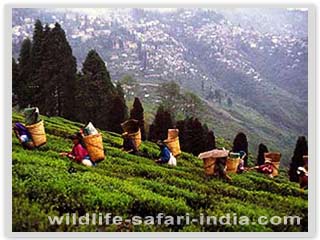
121;119;141;149
168;129;179;139
26;120;47;147
198;149;229;159
264;152;281;177
271;161;280;177
202;157;217;176
164;137;181;157
128;129;142;149
199;149;229;176
121;119;139;133
83;133;105;162
226;157;240;173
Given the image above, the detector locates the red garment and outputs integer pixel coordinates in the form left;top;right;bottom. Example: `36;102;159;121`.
68;143;89;163
257;163;273;174
299;175;308;189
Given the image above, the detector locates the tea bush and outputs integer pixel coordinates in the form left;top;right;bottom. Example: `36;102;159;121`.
12;112;307;232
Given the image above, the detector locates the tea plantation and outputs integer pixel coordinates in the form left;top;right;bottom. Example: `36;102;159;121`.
12;112;307;232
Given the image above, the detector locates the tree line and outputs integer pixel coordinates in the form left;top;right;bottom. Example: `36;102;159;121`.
13;20;128;133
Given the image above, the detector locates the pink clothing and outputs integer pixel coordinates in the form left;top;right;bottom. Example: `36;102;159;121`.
68;143;89;163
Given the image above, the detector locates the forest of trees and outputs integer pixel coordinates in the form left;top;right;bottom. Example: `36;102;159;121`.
12;20;127;133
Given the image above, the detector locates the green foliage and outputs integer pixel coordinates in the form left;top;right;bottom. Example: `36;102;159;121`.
12;111;307;232
108;83;128;134
148;105;173;141
35;23;78;118
15;38;33;108
74;49;128;132
130;97;146;140
177;118;216;156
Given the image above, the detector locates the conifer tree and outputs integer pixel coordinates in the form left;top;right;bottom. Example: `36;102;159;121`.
16;38;33;108
289;136;308;182
232;132;249;167
177;118;215;155
189;118;206;156
256;143;269;166
176;119;186;148
180;118;202;155
29;20;44;106
75;49;116;129
35;24;54;115
36;23;77;118
31;20;44;69
52;23;77;119
148;105;173;141
108;83;128;133
130;97;146;140
206;130;216;151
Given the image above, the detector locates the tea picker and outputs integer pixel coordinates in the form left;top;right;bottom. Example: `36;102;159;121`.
13;107;47;149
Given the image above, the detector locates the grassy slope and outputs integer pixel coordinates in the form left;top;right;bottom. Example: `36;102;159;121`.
126;86;299;167
12;112;307;232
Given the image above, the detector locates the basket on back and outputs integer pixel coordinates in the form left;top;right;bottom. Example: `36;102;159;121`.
26;120;47;147
164;129;181;157
164;137;181;157
121;119;142;149
168;129;179;139
264;152;281;177
226;152;241;173
128;130;142;149
198;149;229;176
83;133;105;162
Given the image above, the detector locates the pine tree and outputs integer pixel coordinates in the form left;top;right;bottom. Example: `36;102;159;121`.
52;23;77;119
176;119;186;149
130;97;146;140
108;83;128;133
206;130;216;151
35;24;54;115
256;143;268;166
232;132;249;167
189;118;206;156
179;118;204;155
16;38;33;108
30;19;44;105
36;23;77;118
177;118;215;155
31;20;44;67
181;118;193;153
75;49;116;129
289;136;308;182
12;57;19;106
148;105;173;141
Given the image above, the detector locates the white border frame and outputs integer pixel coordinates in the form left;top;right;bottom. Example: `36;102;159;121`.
3;3;316;238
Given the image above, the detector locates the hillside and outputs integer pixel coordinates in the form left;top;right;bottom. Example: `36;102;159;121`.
12;112;307;232
12;8;308;166
123;81;301;166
